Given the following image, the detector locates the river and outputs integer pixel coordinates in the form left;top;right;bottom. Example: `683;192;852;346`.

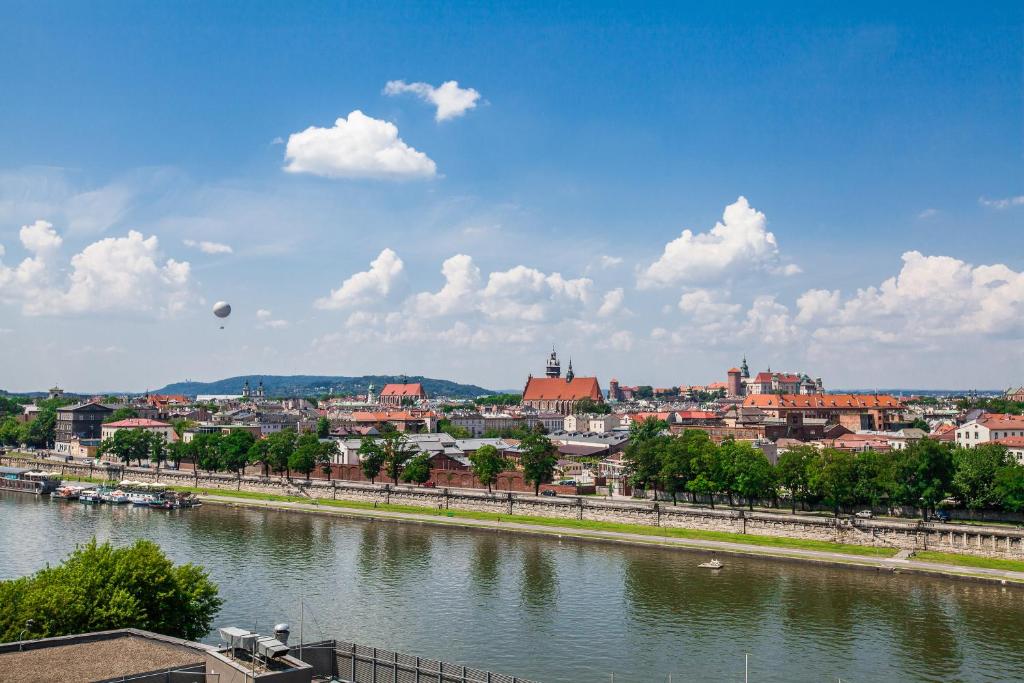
2;491;1023;682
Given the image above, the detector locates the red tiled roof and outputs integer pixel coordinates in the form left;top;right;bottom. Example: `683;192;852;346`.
753;372;802;383
379;383;426;397
743;394;901;409
995;436;1024;448
103;418;171;428
978;414;1024;430
523;377;603;402
727;367;741;373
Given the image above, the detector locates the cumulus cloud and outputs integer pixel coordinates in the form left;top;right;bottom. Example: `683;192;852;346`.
19;219;63;253
817;251;1024;340
638;196;786;288
678;288;742;321
479;265;592;321
795;288;840;324
408;254;481;317
606;330;635;352
599;255;624;268
384;80;481;121
979;195;1024;210
0;224;191;317
315;248;404;310
597;288;626;317
184;239;233;255
284;110;437;179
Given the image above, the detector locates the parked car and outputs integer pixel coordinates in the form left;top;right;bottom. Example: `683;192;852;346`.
420;481;436;488
934;510;951;523
854;510;873;519
540;490;557;497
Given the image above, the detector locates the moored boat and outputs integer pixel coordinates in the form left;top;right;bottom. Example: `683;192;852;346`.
79;489;103;504
0;467;60;495
53;485;85;500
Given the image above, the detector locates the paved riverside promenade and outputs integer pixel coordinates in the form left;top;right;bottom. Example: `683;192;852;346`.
199;493;1024;586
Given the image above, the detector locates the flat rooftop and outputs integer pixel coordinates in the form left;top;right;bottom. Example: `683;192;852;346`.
0;632;206;682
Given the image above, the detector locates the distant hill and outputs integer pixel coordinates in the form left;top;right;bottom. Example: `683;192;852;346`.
152;375;497;399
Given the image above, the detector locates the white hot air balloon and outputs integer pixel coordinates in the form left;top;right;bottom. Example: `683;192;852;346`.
212;301;231;329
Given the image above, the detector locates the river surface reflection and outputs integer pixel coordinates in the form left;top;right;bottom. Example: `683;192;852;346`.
2;491;1022;682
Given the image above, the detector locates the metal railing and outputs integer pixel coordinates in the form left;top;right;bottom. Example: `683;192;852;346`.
329;641;540;683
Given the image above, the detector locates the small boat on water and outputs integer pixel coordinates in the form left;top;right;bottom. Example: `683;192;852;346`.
698;559;723;569
53;485;85;500
102;489;131;504
79;489;103;504
149;491;201;510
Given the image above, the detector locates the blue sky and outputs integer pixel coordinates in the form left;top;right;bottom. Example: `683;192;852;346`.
0;2;1021;392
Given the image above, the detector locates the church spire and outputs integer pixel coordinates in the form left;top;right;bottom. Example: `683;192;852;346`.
566;358;575;382
545;347;561;378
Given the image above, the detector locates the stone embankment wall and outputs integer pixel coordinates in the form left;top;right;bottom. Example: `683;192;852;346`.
8;456;1024;561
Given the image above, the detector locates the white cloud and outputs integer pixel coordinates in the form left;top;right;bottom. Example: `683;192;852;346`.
19;219;63;253
408;254;481;317
638;196;784;288
384;80;481;122
979;195;1024;210
597;288;626;317
255;309;289;329
284;110;437;179
184;239;233;254
60;231;191;316
606;330;635;352
315;248;404;310
808;251;1024;346
678;288;742;321
795;288;840;324
917;208;939;219
479;266;591;321
740;295;799;345
599;255;624;268
1;225;191;317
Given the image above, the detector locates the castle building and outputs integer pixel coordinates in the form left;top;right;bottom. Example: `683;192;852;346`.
522;348;603;415
726;358;823;398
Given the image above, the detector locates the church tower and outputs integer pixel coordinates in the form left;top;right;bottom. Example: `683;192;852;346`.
242;380;251;398
741;356;750;379
545;347;561;378
566;358;575;382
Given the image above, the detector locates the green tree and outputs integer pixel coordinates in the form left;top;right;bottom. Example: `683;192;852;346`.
401;453;432;485
437;419;472;439
358;436;386;484
520;432;558;495
688;440;725;508
192;432;224;472
908;418;930;432
658;437;691;504
0;539;221;643
853;449;895;510
221;429;257;475
994;463;1024;512
357;432;418;484
730;441;776;511
952;444;1010;510
265;429;297;477
891;439;954;518
624;436;665;497
289;433;322;480
776;446;816;513
318;440;335;481
469;444;509;493
99;429;152;466
171;419;196;440
166;440;189;469
0;417;26;447
809;448;858;516
573;397;611;415
148;434;166;472
316;417;331;438
247;438;271;476
103;407;139;423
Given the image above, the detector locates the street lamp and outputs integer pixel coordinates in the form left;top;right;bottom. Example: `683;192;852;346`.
18;619;35;651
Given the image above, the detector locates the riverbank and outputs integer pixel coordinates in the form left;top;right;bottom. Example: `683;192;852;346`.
190;488;1024;585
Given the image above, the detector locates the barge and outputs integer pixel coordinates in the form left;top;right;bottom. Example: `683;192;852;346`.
0;466;60;495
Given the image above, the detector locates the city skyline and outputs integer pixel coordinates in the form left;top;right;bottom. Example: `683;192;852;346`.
1;3;1022;392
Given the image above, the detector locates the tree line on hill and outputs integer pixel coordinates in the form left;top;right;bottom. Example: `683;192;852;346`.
624;420;1024;517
